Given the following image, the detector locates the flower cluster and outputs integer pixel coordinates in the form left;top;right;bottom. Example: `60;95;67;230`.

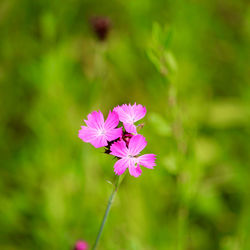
78;103;156;177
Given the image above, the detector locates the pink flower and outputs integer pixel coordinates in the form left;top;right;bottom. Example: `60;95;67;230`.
78;110;122;148
110;135;156;177
114;103;146;134
74;240;88;250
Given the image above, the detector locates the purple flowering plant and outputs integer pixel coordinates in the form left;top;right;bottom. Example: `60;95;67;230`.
79;103;156;177
78;103;156;249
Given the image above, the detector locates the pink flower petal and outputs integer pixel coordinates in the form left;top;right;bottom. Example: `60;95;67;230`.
104;111;120;130
128;134;147;156
113;105;131;123
106;127;123;142
132;103;147;121
128;162;142;177
91;135;108;148
138;154;156;169
78;126;108;148
78;126;97;143
123;123;137;134
114;103;146;124
110;140;128;158
84;111;104;129
114;158;129;175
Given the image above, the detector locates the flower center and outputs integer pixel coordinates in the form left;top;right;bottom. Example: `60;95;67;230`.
127;155;139;167
97;128;106;136
129;117;135;123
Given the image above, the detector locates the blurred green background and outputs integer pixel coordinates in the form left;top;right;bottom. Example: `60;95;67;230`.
1;0;250;249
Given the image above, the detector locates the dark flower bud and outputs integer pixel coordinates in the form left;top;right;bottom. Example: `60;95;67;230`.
90;16;111;41
122;133;133;147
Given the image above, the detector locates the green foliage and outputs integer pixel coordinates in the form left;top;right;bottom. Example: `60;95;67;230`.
0;0;249;249
147;23;177;77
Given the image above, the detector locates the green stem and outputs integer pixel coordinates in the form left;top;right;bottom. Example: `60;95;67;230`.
92;175;121;250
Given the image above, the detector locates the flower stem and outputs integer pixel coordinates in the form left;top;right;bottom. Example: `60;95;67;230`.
92;175;121;250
